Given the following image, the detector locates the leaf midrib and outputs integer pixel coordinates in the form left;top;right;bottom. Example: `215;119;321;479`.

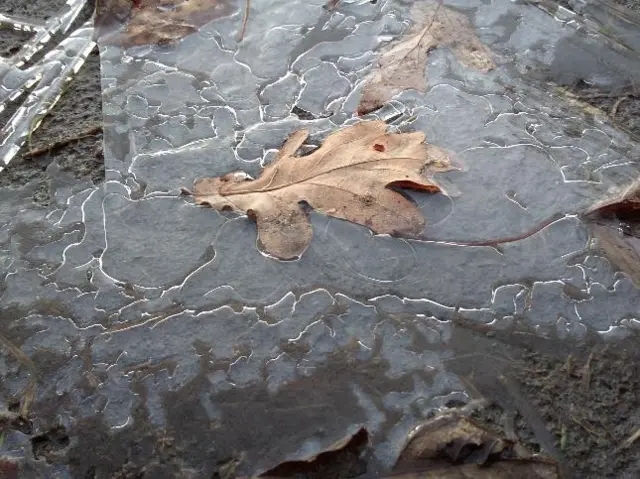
221;155;425;196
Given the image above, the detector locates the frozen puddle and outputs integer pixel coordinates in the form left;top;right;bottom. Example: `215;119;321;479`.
1;0;640;475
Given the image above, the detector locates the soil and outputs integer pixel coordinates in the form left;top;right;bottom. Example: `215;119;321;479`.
556;0;640;13
0;0;69;21
545;0;640;139
4;329;636;478
0;48;104;207
0;1;639;478
0;28;33;58
569;81;640;140
515;348;640;478
0;0;103;207
610;0;640;10
451;328;640;479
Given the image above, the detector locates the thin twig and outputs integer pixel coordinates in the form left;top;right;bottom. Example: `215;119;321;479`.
22;125;102;159
619;428;640;450
571;415;606;439
610;95;628;117
581;92;623;99
0;332;37;373
236;0;251;41
560;424;568;451
20;379;37;418
581;352;593;390
563;354;573;375
0;332;39;418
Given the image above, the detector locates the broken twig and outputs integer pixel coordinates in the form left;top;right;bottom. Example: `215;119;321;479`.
610;95;628;117
619;428;640;450
571;415;606;440
581;352;593;390
22;125;102;159
0;332;39;418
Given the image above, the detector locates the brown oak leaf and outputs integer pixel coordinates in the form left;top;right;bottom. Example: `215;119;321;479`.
392;413;559;479
585;179;640;286
586;178;640;219
190;120;452;259
358;4;495;115
95;0;236;47
259;428;368;477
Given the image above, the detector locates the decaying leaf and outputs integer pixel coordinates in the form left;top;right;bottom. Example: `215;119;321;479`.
390;460;560;479
588;223;640;286
95;0;236;47
0;331;39;418
259;428;368;477
258;413;559;478
586;179;640;219
392;413;559;479
394;414;511;469
0;459;18;479
190;120;452;259
358;4;495;115
585;179;640;286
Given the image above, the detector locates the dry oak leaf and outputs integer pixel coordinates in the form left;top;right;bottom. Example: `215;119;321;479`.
392;413;559;479
585;179;640;286
259;428;368;477
359;4;495;115
191;120;452;260
586;178;640;218
95;0;236;47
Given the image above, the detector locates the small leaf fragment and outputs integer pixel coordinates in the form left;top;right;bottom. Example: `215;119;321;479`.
392;413;559;479
585;179;640;286
191;121;453;260
390;460;560;479
96;0;236;47
260;428;368;477
586;179;640;219
358;4;495;115
588;223;640;286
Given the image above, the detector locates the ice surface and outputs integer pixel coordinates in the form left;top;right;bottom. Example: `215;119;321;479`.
1;0;639;475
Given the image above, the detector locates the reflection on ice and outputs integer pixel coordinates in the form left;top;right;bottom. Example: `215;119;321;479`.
0;0;93;170
1;0;640;475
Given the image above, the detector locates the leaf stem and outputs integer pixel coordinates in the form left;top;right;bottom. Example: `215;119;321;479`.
237;0;251;41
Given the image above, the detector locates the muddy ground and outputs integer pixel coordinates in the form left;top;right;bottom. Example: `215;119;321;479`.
0;0;639;478
558;0;640;14
0;0;102;207
454;327;640;479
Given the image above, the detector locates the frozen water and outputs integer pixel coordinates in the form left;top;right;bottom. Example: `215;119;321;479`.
1;0;640;475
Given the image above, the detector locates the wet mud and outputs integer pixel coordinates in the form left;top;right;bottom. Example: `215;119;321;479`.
3;322;637;477
0;48;104;207
453;328;640;479
531;0;640;139
558;0;640;13
0;29;33;59
568;81;640;140
0;0;70;21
